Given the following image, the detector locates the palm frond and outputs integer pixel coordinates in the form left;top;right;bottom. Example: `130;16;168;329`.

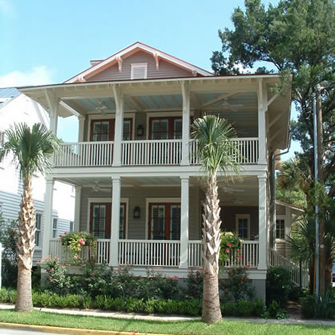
191;114;240;177
0;123;60;179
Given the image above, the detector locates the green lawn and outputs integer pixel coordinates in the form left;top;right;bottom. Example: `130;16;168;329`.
0;309;334;335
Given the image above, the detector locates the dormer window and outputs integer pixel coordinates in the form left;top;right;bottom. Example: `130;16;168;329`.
131;63;147;79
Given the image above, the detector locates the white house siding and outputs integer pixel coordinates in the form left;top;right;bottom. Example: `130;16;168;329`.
80;185;201;240
87;51;193;82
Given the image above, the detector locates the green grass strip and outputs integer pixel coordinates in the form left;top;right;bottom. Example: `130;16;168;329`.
0;309;333;335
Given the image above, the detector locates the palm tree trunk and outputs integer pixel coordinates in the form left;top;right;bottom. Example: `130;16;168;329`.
202;174;222;323
15;177;35;312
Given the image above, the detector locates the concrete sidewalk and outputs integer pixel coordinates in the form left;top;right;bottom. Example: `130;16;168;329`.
0;303;334;335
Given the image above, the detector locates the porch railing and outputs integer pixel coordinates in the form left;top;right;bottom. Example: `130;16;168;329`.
49;238;110;264
53;138;259;167
118;240;180;267
269;249;309;287
121;140;182;166
190;138;259;165
49;239;258;268
54;141;114;167
188;240;259;268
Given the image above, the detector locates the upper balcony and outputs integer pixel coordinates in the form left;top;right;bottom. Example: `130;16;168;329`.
19;75;291;173
53;137;259;167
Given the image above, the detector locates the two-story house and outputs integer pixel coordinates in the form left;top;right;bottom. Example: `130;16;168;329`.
0;87;75;263
19;42;292;299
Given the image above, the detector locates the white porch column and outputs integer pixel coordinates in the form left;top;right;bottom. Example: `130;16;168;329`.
74;186;82;232
257;80;267;164
110;176;121;267
112;86;124;166
42;178;54;259
258;176;267;270
78;116;85;142
45;90;59;136
181;82;190;166
179;176;189;268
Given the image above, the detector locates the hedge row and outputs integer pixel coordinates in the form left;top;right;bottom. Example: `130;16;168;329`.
0;289;264;317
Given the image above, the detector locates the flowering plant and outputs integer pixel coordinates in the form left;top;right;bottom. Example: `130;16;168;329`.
220;231;242;263
37;256;71;293
59;231;96;261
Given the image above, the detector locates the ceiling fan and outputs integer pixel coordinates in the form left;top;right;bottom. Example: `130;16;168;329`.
92;181;111;193
220;101;243;112
95;102;112;114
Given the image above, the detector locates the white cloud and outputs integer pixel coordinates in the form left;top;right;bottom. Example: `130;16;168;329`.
0;0;14;15
0;66;54;88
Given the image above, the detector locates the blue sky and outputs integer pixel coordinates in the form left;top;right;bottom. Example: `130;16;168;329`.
0;0;299;159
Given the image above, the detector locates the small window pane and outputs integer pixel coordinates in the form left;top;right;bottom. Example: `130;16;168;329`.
276;219;285;239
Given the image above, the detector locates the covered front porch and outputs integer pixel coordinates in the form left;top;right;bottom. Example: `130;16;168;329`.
44;174;268;275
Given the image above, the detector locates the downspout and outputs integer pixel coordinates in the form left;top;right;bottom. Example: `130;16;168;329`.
271;136;291;251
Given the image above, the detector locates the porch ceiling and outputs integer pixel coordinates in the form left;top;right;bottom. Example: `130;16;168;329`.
57;175;259;206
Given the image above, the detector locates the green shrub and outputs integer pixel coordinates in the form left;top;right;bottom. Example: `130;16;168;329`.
221;267;255;302
266;266;292;307
301;292;335;319
221;299;265;317
184;270;203;299
38;256;72;294
222;302;237;316
267;300;288;319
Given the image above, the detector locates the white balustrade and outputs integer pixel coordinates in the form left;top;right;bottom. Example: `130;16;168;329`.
54;142;114;167
121;140;182;166
188;240;259;268
118;240;180;266
270;249;309;287
190;138;259;165
49;238;259;269
54;138;258;167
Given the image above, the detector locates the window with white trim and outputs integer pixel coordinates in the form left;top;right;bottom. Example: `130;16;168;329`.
276;219;285;239
131;63;147;79
235;214;250;239
52;218;58;238
35;213;42;247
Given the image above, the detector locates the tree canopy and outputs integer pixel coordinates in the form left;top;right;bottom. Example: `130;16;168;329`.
212;0;335;196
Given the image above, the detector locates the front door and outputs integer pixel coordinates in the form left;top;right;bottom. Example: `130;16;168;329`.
148;203;181;240
90;202;127;239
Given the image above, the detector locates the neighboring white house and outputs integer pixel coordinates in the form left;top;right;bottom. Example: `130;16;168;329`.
19;42;296;299
0;87;75;263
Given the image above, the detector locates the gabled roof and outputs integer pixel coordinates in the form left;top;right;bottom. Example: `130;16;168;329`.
0;87;21;110
65;42;213;83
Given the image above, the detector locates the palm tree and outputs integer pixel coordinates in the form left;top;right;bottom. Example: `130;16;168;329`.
191;115;240;323
0;123;60;312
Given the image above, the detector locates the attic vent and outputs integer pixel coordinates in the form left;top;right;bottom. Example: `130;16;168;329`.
131;63;147;79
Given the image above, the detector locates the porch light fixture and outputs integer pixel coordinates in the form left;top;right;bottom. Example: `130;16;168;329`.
137;125;144;137
133;206;141;219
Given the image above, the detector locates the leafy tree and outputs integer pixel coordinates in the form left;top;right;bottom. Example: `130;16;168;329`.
191;115;239;323
0;123;60;312
212;0;335;294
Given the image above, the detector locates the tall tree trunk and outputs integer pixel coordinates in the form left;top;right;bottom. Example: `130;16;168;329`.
15;177;35;312
202;174;222;323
